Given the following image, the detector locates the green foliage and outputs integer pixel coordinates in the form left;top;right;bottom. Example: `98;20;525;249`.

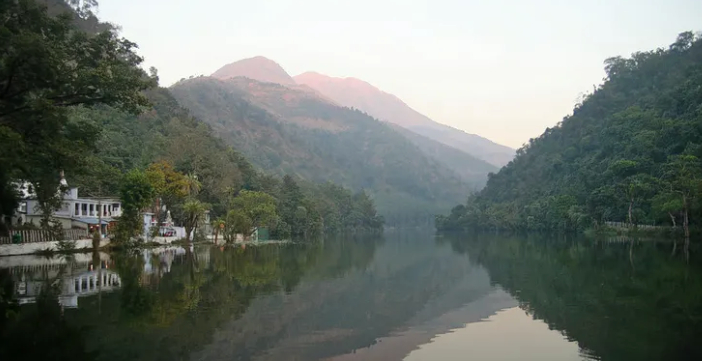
277;175;315;238
228;190;277;237
0;0;154;220
182;199;208;242
169;77;469;224
224;209;252;242
438;32;702;234
0;0;385;240
145;161;190;202
116;169;153;243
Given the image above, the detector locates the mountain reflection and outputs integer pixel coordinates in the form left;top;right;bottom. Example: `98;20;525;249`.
1;233;699;361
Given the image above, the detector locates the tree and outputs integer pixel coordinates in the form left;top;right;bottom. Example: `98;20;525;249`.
145;161;190;201
229;190;277;237
0;0;156;221
663;155;702;239
212;218;225;244
651;191;683;228
223;210;252;243
436;32;702;234
145;160;190;226
116;169;154;243
184;173;202;197
182;199;208;243
278;175;306;236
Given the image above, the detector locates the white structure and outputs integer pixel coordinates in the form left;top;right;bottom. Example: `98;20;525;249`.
18;181;121;233
9;254;121;309
15;269;121;308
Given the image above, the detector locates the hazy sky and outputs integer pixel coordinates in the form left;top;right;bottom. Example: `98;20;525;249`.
99;0;702;148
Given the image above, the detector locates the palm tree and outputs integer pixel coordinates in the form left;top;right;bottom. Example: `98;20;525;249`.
212;218;225;245
185;173;201;197
182;200;207;244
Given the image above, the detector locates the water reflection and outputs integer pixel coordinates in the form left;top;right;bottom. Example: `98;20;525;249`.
0;233;700;360
1;253;120;308
405;307;592;361
439;234;702;361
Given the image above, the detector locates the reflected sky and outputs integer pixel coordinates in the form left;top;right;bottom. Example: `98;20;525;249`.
405;307;591;361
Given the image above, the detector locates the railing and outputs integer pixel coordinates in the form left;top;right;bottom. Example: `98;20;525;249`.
0;229;90;245
604;221;664;230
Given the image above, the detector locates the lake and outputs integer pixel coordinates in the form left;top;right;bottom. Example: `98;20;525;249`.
0;232;700;360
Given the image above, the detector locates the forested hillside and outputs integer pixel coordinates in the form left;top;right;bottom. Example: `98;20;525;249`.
70;88;384;236
170;76;471;225
437;32;702;234
0;0;383;238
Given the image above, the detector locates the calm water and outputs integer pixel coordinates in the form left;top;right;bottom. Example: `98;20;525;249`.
1;232;700;361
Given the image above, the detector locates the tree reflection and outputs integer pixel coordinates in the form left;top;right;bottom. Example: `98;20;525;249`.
0;267;97;361
442;234;702;360
0;236;380;361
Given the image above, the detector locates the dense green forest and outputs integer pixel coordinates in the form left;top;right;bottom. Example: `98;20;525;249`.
74;89;384;238
170;77;472;226
437;32;702;235
0;0;383;238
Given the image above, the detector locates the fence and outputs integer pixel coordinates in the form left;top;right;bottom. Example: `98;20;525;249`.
604;221;664;230
0;229;90;245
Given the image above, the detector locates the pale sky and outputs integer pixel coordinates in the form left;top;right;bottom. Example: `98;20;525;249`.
99;0;702;148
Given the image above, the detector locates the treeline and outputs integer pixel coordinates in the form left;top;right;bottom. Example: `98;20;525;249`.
437;32;702;236
0;0;383;239
169;76;470;225
76;90;384;241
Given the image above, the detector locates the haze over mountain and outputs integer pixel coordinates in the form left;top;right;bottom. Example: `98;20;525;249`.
169;66;462;224
209;56;511;168
168;56;518;223
212;56;297;86
294;72;515;167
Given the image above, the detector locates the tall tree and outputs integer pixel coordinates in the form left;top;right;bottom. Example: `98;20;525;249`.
182;199;208;243
229;190;277;238
663;155;702;238
0;0;156;221
116;169;154;243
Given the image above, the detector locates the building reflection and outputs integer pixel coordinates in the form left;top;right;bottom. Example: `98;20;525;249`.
4;253;121;309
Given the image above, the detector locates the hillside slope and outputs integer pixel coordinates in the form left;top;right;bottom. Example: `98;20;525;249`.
294;72;515;167
437;32;702;232
387;123;496;184
170;76;471;224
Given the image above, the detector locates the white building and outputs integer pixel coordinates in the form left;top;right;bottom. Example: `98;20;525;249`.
19;183;122;233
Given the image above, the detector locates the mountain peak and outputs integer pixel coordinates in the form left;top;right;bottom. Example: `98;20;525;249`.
212;56;295;85
294;71;515;166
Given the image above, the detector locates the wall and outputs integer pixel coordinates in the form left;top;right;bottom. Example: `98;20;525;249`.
0;239;110;256
150;236;180;245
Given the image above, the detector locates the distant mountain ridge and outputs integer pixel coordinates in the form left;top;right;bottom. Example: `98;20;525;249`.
211;57;513;168
170;75;472;225
212;56;297;86
294;72;515;167
169;56;509;223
